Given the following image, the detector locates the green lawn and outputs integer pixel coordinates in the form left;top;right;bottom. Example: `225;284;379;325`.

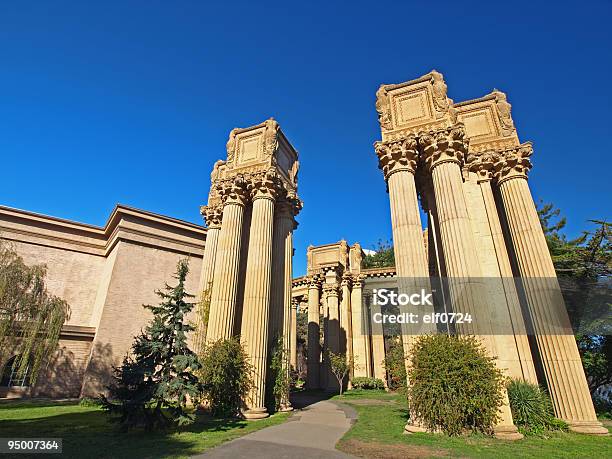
0;401;290;458
332;390;612;458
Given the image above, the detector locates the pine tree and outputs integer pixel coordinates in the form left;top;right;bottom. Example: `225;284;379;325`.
101;259;202;431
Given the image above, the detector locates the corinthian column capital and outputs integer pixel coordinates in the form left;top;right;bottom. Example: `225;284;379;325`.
466;151;497;183
247;169;282;201
420;125;468;172
493;142;533;185
374;136;419;180
323;282;339;297
216;175;249;207
200;204;223;229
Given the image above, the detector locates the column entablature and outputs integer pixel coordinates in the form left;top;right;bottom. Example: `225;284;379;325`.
493;142;533;185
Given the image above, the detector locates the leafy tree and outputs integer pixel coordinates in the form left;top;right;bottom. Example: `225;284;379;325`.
101;259;201;431
362;240;395;269
328;351;350;396
198;337;252;417
537;203;612;395
0;239;69;385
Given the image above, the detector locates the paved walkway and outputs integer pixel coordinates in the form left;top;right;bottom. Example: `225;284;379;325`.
194;395;356;459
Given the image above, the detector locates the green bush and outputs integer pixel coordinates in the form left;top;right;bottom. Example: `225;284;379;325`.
407;334;505;436
383;338;407;391
507;379;568;434
351;376;385;390
198;337;252;417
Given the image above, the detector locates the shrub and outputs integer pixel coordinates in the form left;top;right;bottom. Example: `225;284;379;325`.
383;338;407;391
270;336;290;411
507;379;568;434
198;337;252;417
407;334;505;436
351;376;385;390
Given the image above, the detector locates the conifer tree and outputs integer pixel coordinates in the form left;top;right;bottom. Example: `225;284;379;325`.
101;259;201;431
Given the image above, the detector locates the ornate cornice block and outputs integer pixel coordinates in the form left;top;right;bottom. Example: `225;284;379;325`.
376;70;454;141
452;89;520;153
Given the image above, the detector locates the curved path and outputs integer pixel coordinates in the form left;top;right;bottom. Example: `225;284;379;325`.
194;396;356;459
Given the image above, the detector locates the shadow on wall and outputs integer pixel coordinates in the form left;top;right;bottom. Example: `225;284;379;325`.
33;345;84;398
79;343;115;399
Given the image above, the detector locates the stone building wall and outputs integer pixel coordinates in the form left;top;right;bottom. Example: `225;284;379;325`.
0;204;206;399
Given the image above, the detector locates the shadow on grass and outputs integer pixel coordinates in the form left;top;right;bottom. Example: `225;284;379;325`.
0;408;283;459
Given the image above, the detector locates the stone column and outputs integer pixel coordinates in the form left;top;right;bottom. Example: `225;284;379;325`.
240;174;278;419
193;205;222;352
340;273;354;377
469;155;538;384
306;277;321;389
324;270;341;391
421;127;522;440
350;276;370;377
494;144;607;434
289;299;298;369
375;137;434;350
370;299;387;386
206;178;247;343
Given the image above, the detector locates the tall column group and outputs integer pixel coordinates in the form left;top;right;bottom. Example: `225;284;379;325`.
369;71;607;436
197;119;301;419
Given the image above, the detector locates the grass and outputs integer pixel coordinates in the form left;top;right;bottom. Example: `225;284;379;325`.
332;390;612;458
0;401;290;458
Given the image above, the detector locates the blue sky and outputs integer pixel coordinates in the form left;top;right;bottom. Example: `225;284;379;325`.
1;1;610;276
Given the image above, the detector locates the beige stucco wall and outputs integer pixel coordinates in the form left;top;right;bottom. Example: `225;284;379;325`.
9;240;105;327
0;204;206;399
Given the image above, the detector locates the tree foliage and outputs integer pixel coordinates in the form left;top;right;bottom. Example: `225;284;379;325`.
270;336;291;411
328;351;350;396
362;240;395;269
407;334;505;436
198;337;252;417
537;203;612;395
0;239;70;386
383;337;407;391
101;259;201;431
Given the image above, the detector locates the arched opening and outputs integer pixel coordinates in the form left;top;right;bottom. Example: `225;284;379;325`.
1;355;32;388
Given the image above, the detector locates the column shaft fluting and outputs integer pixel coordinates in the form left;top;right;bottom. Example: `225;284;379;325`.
479;179;537;384
340;277;354;378
307;281;321;388
241;196;275;417
207;201;245;343
498;176;605;434
423;128;520;439
350;278;370;377
194;225;220;350
289;302;298;368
